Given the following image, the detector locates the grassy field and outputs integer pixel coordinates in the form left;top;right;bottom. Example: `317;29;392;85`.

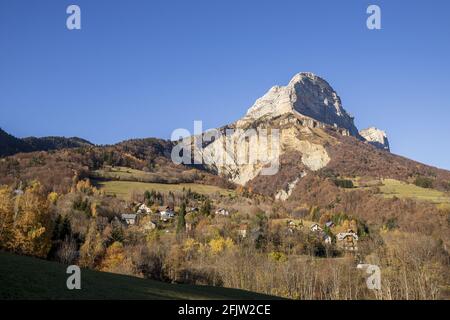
378;179;450;204
0;252;275;300
353;178;450;204
94;166;160;181
95;180;233;200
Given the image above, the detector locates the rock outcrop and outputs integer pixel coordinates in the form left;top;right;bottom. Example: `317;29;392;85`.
182;72;390;190
238;72;359;136
359;127;390;151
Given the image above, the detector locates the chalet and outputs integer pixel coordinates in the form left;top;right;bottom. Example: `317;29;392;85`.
215;208;230;216
238;224;248;238
288;220;296;228
160;207;175;221
310;223;322;232
121;213;137;225
137;203;152;214
286;220;302;233
187;207;199;213
336;230;358;251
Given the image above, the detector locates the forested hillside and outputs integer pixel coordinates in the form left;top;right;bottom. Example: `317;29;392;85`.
0;128;93;157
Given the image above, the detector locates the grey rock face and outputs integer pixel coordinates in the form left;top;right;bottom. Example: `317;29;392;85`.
240;72;359;136
359;127;390;151
183;72;391;188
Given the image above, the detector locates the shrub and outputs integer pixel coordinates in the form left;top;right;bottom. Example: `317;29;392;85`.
414;176;433;189
73;196;91;216
384;218;398;230
333;179;354;188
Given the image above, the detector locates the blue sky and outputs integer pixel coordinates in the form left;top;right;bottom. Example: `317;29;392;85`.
1;0;449;169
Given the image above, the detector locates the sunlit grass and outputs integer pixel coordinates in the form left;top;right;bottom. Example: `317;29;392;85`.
96;180;234;200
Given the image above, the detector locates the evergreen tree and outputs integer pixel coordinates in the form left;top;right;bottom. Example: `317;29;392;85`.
177;202;186;234
200;199;212;216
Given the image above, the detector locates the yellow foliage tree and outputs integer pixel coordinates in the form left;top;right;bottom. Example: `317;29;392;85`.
182;238;200;260
268;251;288;262
91;202;98;217
209;237;235;255
47;192;59;205
79;221;105;268
100;241;125;272
0;186;14;249
10;182;52;258
75;179;98;195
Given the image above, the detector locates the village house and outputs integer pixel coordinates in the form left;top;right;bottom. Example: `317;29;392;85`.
286;220;302;233
336;229;358;251
136;203;152;214
238;224;248;238
160;207;175;221
310;223;322;232
121;213;137;225
215;208;230;216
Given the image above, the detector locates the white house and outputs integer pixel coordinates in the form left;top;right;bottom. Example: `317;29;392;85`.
336;230;359;251
215;208;230;216
310;223;322;232
137;203;152;214
160;208;175;221
238;224;248;238
121;213;137;225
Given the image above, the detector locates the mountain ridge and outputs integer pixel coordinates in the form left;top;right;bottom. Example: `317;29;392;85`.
0;128;94;157
183;72;450;195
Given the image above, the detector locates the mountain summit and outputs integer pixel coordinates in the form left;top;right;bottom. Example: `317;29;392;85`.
239;72;359;136
197;72;393;186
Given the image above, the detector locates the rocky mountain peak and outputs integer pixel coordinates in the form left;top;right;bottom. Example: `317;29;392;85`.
240;72;359;136
192;72;392;187
359;127;390;151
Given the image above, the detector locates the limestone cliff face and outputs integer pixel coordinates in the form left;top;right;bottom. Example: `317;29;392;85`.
359;127;390;151
189;72;389;194
198;124;331;185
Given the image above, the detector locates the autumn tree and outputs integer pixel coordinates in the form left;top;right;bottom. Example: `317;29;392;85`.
100;241;134;275
0;186;14;249
79;220;105;268
10;182;52;258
